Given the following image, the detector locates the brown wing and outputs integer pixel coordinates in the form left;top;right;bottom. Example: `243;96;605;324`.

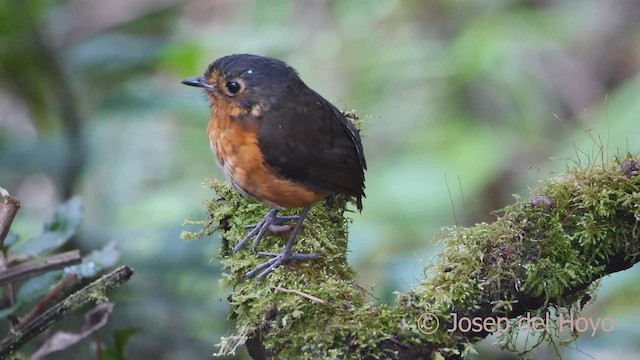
256;86;366;210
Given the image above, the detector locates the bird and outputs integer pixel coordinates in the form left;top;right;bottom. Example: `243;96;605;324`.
182;54;366;280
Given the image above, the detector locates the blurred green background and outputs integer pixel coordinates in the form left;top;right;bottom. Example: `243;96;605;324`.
1;0;639;359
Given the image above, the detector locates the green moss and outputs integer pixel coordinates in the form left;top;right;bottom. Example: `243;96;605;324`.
184;154;640;359
190;179;396;358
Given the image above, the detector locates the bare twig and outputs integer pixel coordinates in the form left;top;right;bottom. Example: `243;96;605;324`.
275;286;327;305
0;265;134;357
0;194;21;249
16;272;81;331
0;254;15;310
0;250;81;286
0;189;17;306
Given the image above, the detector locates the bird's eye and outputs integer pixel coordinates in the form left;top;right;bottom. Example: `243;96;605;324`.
225;81;242;95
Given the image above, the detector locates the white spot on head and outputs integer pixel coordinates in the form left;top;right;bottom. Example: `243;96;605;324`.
247;69;253;74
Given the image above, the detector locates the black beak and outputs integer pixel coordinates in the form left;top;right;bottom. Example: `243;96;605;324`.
181;76;214;89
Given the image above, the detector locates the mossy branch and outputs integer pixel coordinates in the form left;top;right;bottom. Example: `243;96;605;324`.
185;155;640;359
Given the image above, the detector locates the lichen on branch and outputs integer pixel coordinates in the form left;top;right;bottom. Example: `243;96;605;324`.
183;154;640;359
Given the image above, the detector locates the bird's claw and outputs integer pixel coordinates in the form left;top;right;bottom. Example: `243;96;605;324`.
245;249;320;280
233;210;298;253
238;206;316;281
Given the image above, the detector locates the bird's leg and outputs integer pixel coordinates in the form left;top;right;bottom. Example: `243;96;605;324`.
233;208;299;253
245;206;320;280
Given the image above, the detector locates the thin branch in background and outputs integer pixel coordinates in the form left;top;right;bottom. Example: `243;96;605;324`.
0;265;134;357
444;173;458;227
0;191;22;310
0;254;16;314
0;193;21;248
0;191;21;316
13;2;84;199
0;250;81;286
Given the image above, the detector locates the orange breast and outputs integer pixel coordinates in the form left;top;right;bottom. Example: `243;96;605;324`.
207;103;326;209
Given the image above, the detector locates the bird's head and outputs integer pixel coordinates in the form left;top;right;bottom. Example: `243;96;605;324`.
182;54;302;113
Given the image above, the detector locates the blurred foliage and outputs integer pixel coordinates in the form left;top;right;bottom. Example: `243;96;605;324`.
102;328;139;360
11;196;83;255
0;0;639;359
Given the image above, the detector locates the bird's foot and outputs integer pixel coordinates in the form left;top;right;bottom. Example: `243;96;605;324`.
239;206;315;281
245;249;320;280
243;216;299;233
233;209;298;253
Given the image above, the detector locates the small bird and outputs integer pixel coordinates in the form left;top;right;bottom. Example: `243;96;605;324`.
182;54;366;280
